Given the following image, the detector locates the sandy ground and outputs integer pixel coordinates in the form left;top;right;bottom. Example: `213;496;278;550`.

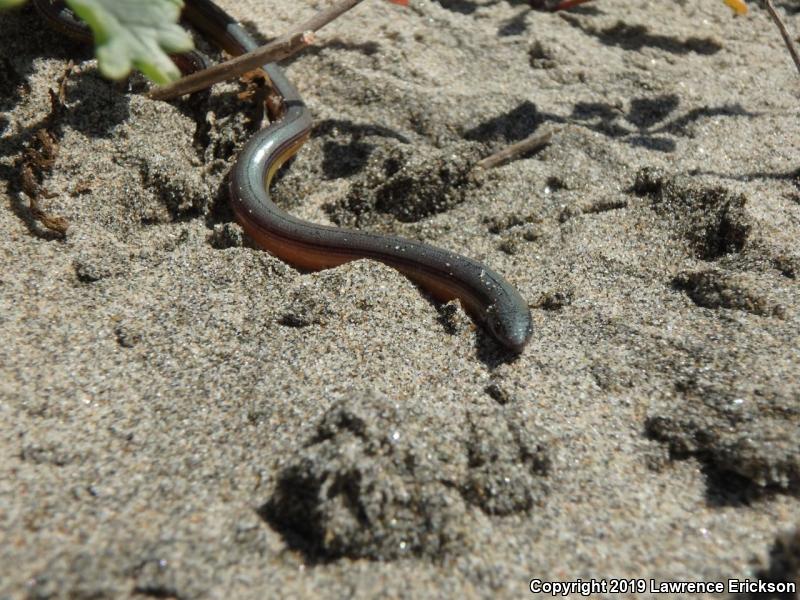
1;0;799;597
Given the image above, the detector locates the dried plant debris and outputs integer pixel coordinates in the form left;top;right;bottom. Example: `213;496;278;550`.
18;63;75;237
259;391;549;561
633;167;750;260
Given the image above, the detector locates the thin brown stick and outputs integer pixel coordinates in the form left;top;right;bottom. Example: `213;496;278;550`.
150;0;369;100
474;129;556;170
150;31;314;100
762;0;800;77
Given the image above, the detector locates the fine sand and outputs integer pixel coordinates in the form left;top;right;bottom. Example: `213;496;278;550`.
1;0;799;597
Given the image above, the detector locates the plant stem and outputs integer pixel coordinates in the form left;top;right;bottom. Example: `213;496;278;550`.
762;0;800;77
150;0;369;100
474;129;555;170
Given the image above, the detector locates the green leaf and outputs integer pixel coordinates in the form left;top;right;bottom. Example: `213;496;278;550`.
0;0;28;8
65;0;193;83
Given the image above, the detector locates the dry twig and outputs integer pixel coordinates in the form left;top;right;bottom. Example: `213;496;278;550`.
474;129;556;170
150;0;370;100
762;0;800;77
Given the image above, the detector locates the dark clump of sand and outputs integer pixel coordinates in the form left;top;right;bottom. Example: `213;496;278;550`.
1;0;799;597
261;390;549;562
